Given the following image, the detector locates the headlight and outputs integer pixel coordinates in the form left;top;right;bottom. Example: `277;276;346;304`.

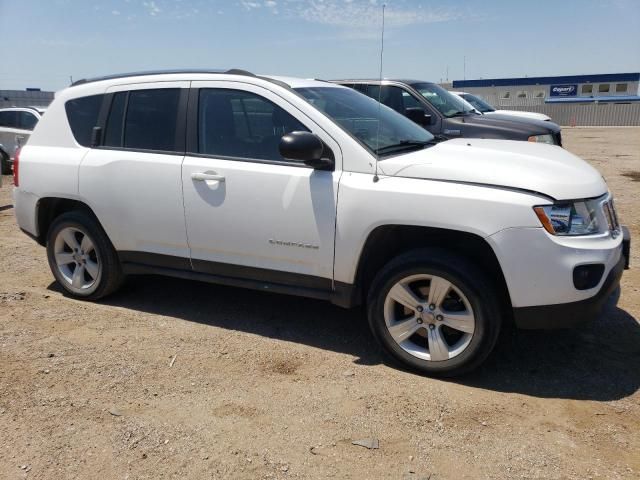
528;134;556;145
534;199;602;235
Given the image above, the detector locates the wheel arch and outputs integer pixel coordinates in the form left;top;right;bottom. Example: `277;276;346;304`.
352;224;512;313
35;197;102;246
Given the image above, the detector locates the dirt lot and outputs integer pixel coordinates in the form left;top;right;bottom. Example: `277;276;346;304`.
1;127;639;480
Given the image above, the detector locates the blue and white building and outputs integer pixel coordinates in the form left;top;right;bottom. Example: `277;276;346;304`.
452;73;640;107
450;73;640;126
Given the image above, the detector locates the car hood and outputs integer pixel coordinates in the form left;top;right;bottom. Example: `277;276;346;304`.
490;110;551;122
380;138;607;200
452;113;560;135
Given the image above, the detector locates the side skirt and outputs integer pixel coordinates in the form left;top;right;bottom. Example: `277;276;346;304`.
118;251;358;308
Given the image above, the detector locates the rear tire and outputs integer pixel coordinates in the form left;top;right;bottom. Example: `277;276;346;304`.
367;248;502;377
0;152;10;175
46;211;124;300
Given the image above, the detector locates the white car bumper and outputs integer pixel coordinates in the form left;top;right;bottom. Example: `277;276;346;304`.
488;226;627;329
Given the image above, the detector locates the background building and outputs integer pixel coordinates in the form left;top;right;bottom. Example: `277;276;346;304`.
0;89;55;109
451;73;640;126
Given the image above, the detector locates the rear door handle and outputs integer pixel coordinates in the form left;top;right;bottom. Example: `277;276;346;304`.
191;172;225;182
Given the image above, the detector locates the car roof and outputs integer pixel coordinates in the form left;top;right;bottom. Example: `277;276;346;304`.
263;76;340;89
0;106;44;114
332;79;436;86
69;69;339;91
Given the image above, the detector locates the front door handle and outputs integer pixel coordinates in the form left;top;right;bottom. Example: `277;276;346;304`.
192;172;226;183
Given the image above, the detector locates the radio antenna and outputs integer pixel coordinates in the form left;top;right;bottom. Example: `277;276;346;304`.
373;3;386;183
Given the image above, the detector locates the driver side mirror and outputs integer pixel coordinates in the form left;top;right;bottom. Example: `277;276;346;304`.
279;131;334;170
405;107;432;126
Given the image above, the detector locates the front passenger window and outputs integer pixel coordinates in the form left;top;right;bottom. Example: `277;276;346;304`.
198;89;309;161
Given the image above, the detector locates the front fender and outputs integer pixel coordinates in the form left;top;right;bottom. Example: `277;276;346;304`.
333;173;543;284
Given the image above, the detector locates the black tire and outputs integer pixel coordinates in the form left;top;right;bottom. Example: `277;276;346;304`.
367;248;502;377
46;210;124;300
0;152;10;175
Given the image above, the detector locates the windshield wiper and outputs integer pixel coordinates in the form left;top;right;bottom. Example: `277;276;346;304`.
375;139;433;155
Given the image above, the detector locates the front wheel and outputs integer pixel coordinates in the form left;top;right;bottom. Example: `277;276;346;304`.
46;211;124;300
367;248;502;377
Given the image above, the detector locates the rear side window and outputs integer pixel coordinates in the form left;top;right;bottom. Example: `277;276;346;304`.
0;111;18;128
18;112;38;130
125;89;180;151
65;95;104;147
198;89;308;161
103;89;181;152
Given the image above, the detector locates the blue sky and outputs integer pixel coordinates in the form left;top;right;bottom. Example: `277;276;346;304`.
1;0;639;91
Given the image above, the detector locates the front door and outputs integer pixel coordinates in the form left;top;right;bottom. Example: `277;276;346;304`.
181;81;340;289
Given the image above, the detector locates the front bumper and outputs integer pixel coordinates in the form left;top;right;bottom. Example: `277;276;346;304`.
513;253;624;329
488;224;629;329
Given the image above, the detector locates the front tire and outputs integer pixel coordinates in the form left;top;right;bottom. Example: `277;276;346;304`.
46;211;124;300
367;248;502;377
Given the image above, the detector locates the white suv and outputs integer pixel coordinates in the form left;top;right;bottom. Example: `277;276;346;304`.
0;107;45;174
13;70;630;376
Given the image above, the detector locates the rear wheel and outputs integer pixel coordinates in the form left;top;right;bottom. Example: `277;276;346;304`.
0;152;10;175
46;211;124;300
367;248;502;377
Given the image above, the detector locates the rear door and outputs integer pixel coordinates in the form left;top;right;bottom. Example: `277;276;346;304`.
79;83;191;265
181;81;341;289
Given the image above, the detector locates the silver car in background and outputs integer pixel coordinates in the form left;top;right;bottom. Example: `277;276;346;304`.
0;107;45;174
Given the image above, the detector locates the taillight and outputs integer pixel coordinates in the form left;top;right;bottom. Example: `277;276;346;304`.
13;147;20;187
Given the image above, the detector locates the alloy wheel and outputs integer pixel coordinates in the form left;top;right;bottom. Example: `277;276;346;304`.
383;274;476;362
53;227;101;293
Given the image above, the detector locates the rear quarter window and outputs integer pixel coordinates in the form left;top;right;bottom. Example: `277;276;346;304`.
65;94;105;147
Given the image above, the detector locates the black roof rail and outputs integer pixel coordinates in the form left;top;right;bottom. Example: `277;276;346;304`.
70;68;256;87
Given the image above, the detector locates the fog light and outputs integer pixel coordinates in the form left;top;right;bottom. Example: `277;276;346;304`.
573;264;605;290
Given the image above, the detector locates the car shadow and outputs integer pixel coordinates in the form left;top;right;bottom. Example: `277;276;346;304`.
48;275;640;401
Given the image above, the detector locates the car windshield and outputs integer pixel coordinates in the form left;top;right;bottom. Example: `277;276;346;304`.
295;86;434;156
460;93;495;113
412;83;476;117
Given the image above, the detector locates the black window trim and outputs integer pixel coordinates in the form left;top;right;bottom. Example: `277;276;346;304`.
185;86;333;170
95;87;188;155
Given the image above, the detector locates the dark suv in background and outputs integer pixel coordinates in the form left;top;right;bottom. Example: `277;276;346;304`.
333;80;562;146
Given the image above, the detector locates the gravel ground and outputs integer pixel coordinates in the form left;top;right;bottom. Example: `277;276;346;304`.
1;127;639;480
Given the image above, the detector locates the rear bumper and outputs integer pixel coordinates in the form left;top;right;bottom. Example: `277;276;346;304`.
513;252;625;329
13;188;39;238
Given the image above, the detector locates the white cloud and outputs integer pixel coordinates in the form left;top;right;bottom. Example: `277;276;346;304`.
112;10;121;16
284;0;460;29
241;1;262;10
143;0;161;16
